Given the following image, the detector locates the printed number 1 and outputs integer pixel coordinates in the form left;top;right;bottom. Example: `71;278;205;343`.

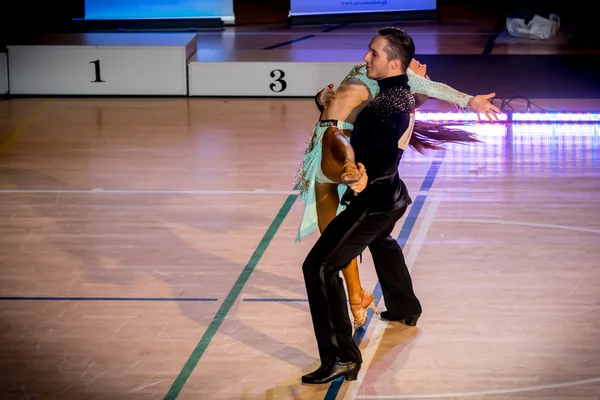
90;60;105;83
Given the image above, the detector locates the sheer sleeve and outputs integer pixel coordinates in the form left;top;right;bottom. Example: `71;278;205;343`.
407;68;473;108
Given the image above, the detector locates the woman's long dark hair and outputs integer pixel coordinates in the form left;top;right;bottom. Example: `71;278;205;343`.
409;120;481;154
409;93;481;154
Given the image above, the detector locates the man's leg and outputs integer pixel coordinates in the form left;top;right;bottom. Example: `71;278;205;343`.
368;207;422;319
302;204;367;364
302;204;411;384
303;204;413;362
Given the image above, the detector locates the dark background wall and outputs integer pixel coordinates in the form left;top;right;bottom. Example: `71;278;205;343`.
1;0;598;95
1;0;598;98
0;0;592;36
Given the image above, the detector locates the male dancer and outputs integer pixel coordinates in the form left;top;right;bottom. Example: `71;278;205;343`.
301;27;423;384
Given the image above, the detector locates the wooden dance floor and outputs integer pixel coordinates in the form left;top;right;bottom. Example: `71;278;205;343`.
1;7;600;400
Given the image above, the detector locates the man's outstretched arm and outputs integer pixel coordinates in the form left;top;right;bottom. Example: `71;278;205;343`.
407;68;502;121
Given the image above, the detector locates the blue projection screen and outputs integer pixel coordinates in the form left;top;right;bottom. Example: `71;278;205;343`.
84;0;234;20
290;0;436;15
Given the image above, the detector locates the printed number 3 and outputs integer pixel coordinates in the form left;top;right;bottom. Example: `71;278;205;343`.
270;69;286;92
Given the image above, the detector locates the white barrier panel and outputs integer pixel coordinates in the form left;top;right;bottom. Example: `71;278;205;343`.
188;61;357;96
7;33;197;95
0;53;7;95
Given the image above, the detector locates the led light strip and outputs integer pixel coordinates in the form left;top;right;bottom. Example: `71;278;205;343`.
416;111;600;122
415;111;507;122
512;112;600;122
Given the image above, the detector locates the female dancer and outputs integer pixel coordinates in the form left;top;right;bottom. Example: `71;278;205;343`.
295;59;501;328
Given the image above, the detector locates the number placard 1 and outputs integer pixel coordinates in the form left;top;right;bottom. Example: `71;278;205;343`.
7;45;189;95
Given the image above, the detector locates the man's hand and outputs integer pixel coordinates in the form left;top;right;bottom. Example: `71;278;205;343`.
467;92;502;122
317;83;335;108
348;163;368;196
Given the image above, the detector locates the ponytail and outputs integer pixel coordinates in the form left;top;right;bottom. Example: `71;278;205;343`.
409;120;481;154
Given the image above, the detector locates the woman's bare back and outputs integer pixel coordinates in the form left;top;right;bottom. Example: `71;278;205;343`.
319;81;372;134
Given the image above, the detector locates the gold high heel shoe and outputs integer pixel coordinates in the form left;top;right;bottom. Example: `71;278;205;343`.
350;291;380;329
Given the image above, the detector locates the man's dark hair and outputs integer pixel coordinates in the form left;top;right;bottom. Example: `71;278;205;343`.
377;27;415;72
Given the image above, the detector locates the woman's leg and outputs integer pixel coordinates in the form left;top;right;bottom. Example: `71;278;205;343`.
321;127;360;184
315;181;378;328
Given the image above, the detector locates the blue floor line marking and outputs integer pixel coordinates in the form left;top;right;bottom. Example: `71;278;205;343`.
243;298;308;302
0;296;218;302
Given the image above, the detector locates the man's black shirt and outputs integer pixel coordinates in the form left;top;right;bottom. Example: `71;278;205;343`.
341;73;415;214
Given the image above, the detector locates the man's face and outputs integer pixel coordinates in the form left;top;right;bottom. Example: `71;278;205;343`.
363;35;398;80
